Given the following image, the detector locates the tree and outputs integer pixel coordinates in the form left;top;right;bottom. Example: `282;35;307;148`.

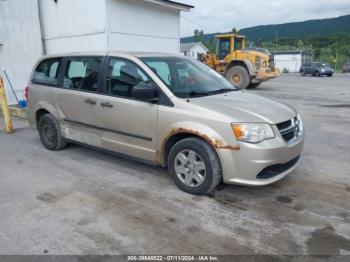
232;27;239;34
194;29;204;43
297;40;304;48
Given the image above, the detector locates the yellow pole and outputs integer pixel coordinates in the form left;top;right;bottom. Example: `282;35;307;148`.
0;77;14;133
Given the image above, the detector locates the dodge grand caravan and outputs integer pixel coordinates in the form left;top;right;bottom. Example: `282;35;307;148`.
27;52;304;195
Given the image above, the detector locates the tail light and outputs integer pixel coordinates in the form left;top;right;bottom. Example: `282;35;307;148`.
24;86;29;101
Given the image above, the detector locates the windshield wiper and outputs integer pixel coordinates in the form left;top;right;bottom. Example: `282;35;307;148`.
185;91;209;97
174;89;235;98
207;88;236;95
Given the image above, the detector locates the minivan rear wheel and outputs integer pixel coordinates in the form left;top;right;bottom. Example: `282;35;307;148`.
168;137;222;195
38;114;66;151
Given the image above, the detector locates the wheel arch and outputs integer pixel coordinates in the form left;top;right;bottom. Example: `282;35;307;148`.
34;102;59;130
158;124;240;167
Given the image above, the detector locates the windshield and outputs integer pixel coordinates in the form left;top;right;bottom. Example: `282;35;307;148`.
140;56;238;98
313;62;330;67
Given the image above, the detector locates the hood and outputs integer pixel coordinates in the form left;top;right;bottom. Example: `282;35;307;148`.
318;66;333;70
189;91;297;124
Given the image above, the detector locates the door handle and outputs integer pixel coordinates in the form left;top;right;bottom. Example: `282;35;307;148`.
100;102;114;108
85;98;96;105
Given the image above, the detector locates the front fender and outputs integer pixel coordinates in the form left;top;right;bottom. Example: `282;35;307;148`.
158;121;240;165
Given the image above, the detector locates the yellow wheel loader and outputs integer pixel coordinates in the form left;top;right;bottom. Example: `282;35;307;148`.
200;34;280;89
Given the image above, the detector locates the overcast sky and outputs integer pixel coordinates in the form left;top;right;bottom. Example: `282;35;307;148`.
180;0;350;36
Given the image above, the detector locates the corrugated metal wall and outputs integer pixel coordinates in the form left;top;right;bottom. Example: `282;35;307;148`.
0;0;43;105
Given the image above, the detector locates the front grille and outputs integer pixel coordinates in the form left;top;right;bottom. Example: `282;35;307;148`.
277;116;301;142
276;120;292;130
257;155;300;179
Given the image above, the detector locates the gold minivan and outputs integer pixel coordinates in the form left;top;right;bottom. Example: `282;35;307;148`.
27;51;304;195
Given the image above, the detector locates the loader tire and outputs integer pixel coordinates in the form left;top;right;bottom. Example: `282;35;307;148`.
225;66;250;89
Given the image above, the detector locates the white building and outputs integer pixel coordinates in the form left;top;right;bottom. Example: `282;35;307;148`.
0;0;193;104
180;42;208;59
272;50;313;73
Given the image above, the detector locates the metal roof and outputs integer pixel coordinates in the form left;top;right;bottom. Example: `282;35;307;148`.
180;42;208;52
141;0;194;11
271;50;313;55
160;0;194;9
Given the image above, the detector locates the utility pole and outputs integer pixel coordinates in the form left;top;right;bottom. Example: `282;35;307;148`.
275;31;278;50
335;49;339;71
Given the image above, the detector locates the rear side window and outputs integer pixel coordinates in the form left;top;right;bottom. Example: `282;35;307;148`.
32;58;61;86
63;57;102;93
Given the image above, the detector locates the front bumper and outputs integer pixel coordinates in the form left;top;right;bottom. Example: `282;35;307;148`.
218;130;304;186
254;67;280;83
319;70;333;75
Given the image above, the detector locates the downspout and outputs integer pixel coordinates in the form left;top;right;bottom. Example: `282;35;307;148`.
37;0;47;55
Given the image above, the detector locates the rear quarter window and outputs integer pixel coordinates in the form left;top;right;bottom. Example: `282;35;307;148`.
32;58;61;86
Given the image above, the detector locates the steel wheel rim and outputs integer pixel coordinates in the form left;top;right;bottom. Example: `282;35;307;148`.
43;124;56;145
174;150;206;187
232;74;241;84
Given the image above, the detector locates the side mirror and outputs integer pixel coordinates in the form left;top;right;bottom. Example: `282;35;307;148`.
131;82;158;103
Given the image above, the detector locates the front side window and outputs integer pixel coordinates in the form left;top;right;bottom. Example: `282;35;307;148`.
63;57;102;92
32;58;61;86
106;58;150;98
141;57;237;98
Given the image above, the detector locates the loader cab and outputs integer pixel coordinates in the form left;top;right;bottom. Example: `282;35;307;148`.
215;34;246;60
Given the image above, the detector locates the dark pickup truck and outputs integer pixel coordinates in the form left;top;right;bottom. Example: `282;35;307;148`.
300;62;334;77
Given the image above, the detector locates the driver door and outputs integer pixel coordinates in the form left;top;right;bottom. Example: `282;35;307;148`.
97;57;159;162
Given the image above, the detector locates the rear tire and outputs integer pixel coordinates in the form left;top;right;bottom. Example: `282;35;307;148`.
247;82;261;89
225;66;250;89
327;74;333;77
168;137;222;195
38;114;66;151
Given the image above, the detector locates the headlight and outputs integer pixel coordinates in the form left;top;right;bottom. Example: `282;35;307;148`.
296;114;304;136
231;123;275;143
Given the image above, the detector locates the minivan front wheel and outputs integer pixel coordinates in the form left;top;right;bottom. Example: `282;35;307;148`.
38;114;66;151
168;137;222;195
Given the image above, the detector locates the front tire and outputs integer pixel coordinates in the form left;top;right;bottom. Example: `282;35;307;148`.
168;137;222;195
38;114;67;151
225;66;250;89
